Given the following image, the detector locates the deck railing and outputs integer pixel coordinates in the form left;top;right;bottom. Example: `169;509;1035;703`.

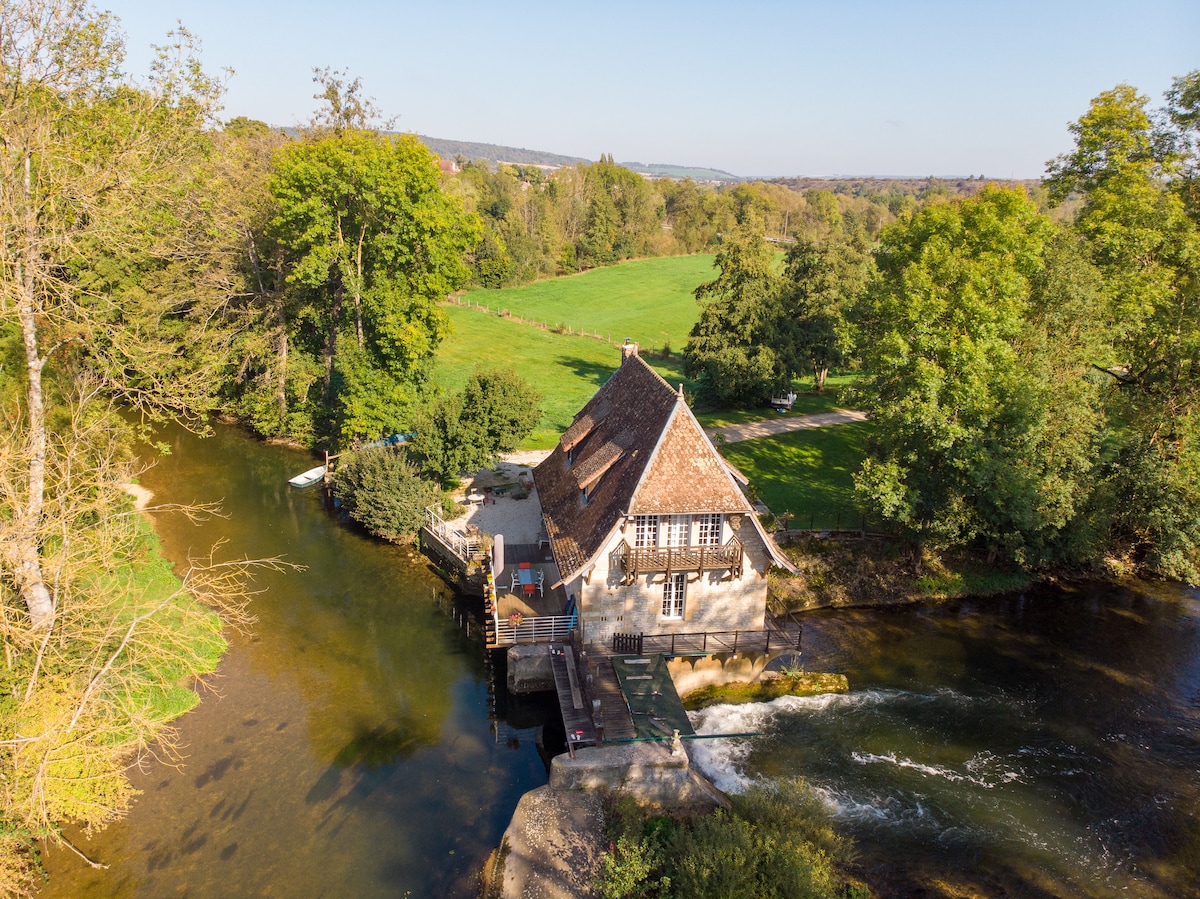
614;537;744;583
487;611;577;648
423;506;482;563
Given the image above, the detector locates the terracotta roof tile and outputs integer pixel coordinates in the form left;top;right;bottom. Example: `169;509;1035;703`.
534;353;753;581
630;409;752;515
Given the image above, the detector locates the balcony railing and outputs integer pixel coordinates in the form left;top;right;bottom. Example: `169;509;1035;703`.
487;612;577;647
614;537;744;584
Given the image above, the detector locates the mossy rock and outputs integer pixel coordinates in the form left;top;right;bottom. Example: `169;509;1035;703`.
681;673;849;710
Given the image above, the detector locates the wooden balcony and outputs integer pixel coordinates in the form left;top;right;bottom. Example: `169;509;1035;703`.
614;537;744;584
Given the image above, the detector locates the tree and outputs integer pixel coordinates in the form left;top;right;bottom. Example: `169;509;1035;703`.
1;0;234;630
775;234;873;391
414;367;540;484
1046;78;1200;578
854;187;1104;565
269;110;481;444
1;4;268;887
331;448;440;541
684;227;783;405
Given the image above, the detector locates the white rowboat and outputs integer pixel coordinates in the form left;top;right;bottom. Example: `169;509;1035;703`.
288;465;326;488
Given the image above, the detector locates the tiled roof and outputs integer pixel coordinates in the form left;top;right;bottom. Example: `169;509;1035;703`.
630;407;752;514
534;352;754;581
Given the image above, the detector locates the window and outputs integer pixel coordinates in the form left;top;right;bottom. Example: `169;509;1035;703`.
697;513;723;546
662;572;686;618
665;514;689;547
634;515;658;548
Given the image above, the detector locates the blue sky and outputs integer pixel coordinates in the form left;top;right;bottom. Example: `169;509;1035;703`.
102;0;1197;178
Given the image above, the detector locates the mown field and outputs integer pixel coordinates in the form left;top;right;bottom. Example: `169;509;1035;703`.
719;421;873;525
433;304;690;448
456;254;718;354
437;254;870;519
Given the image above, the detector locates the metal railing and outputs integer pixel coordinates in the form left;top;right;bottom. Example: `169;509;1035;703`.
423;506;482;563
614;537;744;583
610;623;801;656
488;611;577;647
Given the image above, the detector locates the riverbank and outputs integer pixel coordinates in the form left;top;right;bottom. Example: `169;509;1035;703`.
769;534;1033;611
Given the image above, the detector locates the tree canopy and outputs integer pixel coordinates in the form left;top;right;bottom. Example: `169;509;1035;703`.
268;127;480;445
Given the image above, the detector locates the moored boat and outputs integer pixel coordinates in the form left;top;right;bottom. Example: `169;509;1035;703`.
288;465;326;488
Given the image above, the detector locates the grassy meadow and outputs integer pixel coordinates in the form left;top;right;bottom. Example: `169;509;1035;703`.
438;253;871;522
457;254;718;354
719;421;873;524
434;303;690;448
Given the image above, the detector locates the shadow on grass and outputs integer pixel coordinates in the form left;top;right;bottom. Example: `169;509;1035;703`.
553;354;617;388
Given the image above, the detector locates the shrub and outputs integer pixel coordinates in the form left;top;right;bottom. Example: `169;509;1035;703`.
331;449;440;541
414;367;540;484
596;779;858;899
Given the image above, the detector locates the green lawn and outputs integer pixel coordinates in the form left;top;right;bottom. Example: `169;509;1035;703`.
457;254;717;354
434;304;690;448
438;254;862;454
694;373;859;429
719;421;873;526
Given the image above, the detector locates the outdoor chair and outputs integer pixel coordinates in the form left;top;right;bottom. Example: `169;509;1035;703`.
536;569;545;597
509;570;521;593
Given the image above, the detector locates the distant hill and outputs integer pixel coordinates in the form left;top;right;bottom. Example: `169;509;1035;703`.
410;135;1035;192
771;175;1042;196
413;135;743;182
620;162;742;183
415;135;588;168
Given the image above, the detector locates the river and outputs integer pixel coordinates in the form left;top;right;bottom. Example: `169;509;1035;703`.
38;423;1200;898
691;586;1200;898
40;422;556;898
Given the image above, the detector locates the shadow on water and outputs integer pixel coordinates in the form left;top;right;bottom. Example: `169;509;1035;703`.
37;421;558;899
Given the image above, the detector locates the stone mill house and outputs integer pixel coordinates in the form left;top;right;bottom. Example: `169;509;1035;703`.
534;342;795;648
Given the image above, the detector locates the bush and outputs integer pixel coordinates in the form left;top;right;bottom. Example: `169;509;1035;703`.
331;449;440;541
595;779;862;899
414;367;540;484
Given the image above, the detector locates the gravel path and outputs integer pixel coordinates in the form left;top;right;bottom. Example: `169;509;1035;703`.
706;409;868;443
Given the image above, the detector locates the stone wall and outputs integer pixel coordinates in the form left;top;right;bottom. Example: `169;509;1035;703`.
665;651;774;696
507;644;556;694
575;521;774;646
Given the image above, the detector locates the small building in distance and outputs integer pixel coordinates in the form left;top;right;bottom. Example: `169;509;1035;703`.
534;341;795;647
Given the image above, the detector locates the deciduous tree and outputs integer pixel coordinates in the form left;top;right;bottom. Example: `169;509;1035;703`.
853;187;1103;565
269;90;480;444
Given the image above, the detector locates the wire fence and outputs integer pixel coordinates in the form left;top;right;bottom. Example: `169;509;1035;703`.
445;294;620;345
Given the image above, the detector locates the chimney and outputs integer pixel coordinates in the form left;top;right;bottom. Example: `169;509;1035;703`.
621;338;639;363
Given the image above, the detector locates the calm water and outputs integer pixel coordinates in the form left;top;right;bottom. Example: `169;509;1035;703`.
40;422;554;898
691;585;1200;898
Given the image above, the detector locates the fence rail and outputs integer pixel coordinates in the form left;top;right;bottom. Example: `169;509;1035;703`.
610;623;801;656
615;537;744;583
488;613;577;647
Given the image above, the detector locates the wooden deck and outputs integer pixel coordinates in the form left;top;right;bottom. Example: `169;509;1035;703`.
550;645;596;753
576;647;637;742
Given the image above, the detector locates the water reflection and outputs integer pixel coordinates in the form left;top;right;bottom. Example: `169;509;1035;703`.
38;422;552;898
